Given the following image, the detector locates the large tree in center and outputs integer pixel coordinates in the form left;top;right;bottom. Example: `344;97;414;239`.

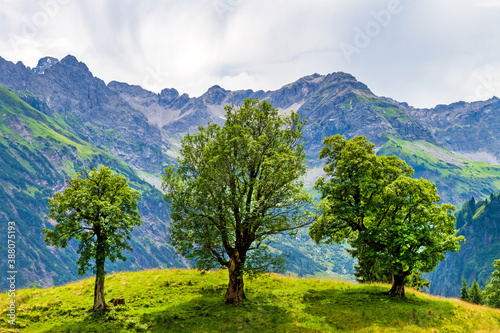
309;135;463;297
43;167;142;311
162;98;312;305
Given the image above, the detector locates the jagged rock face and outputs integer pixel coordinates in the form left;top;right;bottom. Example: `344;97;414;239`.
0;56;171;173
407;98;500;164
3;54;500;182
108;71;434;162
32;56;59;74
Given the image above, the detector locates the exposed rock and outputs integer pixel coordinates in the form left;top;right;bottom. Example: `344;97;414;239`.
32;56;60;74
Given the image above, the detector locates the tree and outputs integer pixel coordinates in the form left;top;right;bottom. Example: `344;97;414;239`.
43;167;141;311
460;278;469;301
309;135;413;245
309;135;463;297
162;98;312;305
356;176;462;297
485;259;500;308
468;279;484;305
309;134;411;285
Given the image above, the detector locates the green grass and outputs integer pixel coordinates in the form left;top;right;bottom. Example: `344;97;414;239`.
2;269;500;332
374;106;403;118
0;86;97;158
378;135;500;205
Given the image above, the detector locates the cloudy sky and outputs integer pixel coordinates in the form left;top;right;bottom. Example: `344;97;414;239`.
1;0;500;108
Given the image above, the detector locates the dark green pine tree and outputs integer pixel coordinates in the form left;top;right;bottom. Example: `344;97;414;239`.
470;196;476;215
468;279;484;305
460;278;469;301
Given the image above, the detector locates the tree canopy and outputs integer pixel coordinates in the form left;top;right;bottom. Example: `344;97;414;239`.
485;259;500;308
43;166;142;311
162;98;313;304
309;135;463;297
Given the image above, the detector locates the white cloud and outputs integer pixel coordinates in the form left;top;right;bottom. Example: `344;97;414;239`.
0;0;500;107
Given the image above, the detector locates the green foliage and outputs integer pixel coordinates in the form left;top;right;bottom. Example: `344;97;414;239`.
468;279;484;305
427;193;500;297
460;278;469;301
455;196;477;229
43;167;142;277
406;271;431;292
485;259;500;308
309;135;463;295
357;176;462;276
163;98;313;277
3;269;500;332
310;134;413;244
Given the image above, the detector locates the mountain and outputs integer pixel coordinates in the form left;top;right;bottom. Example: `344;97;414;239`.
407;98;500;165
3;55;500;205
0;55;172;175
2;54;500;292
0;86;187;290
425;194;500;297
106;68;500;205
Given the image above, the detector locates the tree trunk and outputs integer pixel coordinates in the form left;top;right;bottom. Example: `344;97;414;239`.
386;273;406;298
225;253;246;305
93;229;108;311
93;275;107;311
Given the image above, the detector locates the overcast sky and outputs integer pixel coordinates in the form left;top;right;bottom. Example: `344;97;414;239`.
1;0;500;108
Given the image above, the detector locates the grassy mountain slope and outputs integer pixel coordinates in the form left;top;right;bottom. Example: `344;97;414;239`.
0;85;186;290
2;269;500;332
378;135;500;205
425;194;500;297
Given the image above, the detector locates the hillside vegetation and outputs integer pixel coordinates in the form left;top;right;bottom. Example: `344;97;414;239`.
426;193;500;297
378;136;500;205
2;269;500;332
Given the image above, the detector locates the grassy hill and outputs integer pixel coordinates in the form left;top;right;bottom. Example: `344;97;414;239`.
2;269;500;332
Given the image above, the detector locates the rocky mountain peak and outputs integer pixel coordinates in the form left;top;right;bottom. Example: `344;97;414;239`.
321;72;375;97
32;57;59;74
108;81;157;99
159;88;181;106
55;55;93;78
202;85;228;105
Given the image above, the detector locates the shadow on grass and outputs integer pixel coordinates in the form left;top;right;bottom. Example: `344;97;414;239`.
143;294;296;333
301;284;456;332
39;293;295;333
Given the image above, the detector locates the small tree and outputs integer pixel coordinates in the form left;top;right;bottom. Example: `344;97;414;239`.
163;98;313;305
43;167;141;311
310;135;463;297
468;279;484;305
460;278;469;301
485;259;500;308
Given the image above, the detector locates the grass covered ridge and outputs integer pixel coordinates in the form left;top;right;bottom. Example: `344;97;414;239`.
378;135;500;205
2;269;500;332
